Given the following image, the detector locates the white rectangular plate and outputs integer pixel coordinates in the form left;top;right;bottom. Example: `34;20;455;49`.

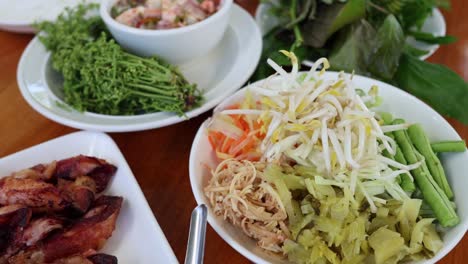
0;131;178;263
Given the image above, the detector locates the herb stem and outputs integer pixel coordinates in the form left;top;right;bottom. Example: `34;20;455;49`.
290;0;304;51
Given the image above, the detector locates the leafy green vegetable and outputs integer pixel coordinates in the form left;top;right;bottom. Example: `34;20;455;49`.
301;0;366;48
36;3;202;116
368;14;405;80
409;31;457;44
254;0;466;124
371;0;435;31
395;54;468;124
404;43;430;57
329;20;375;74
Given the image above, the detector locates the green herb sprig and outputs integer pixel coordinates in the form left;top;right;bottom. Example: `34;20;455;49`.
36;3;202;116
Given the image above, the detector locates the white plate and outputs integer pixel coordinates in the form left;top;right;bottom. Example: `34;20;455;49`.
189;72;468;264
0;0;99;33
17;4;262;132
0;131;178;263
255;4;446;62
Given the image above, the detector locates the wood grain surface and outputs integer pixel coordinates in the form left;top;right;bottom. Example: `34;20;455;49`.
0;1;466;263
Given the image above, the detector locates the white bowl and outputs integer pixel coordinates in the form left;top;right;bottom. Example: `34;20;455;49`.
100;0;233;64
189;72;468;264
0;0;100;34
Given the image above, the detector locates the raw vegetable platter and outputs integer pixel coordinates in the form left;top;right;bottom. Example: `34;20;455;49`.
189;56;468;264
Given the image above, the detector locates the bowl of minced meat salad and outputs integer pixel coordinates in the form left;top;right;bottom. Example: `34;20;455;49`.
111;0;221;29
101;0;233;63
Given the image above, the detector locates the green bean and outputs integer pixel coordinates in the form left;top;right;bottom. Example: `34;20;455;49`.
380;113;415;191
407;124;454;199
393;119;459;227
431;140;466;153
394;146;415;192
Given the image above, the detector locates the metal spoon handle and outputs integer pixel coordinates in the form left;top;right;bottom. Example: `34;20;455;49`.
184;204;208;264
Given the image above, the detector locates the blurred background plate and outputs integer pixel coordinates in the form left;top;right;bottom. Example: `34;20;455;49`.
16;4;262;132
0;0;99;33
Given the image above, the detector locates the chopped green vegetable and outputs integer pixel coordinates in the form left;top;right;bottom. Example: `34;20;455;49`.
36;3;202;116
264;165;302;225
423;223;444;253
407;124;454;199
393;119;459;227
431;140;467;153
379;112;415;192
368;227;405;264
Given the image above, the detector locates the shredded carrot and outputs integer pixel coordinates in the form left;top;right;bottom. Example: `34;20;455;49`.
207;106;264;162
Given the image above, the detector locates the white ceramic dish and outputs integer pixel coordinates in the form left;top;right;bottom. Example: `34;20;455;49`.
255;4;446;62
17;4;262;132
0;0;99;33
101;0;233;64
189;72;468;264
0;131;178;263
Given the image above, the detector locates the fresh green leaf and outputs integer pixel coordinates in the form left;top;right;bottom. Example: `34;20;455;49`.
301;0;366;48
395;54;468;124
403;44;430;57
398;0;434;30
409;31;457;44
370;0;438;31
329;20;376;75
368;14;405;80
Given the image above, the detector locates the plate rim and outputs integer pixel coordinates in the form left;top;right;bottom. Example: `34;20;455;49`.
189;71;468;264
16;4;262;132
0;130;179;263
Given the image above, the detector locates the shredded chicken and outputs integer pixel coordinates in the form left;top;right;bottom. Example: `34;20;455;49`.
204;159;288;252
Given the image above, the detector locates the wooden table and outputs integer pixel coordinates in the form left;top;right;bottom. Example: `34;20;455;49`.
0;1;467;263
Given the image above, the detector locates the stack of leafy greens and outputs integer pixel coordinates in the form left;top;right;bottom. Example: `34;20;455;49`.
255;0;468;124
36;3;203;116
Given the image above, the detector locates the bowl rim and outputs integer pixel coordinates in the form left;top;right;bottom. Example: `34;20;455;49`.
100;0;234;36
189;71;468;264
